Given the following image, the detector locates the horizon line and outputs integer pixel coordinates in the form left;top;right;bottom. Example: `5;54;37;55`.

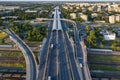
0;0;120;2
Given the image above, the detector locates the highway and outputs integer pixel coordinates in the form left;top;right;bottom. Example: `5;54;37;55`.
38;7;59;80
57;8;71;80
0;6;92;80
46;30;58;80
58;30;71;80
45;7;72;80
61;21;82;80
73;22;92;80
38;6;81;80
37;21;53;80
60;11;92;80
45;7;71;80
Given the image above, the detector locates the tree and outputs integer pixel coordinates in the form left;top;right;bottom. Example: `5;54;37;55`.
11;21;48;41
111;44;115;50
0;39;4;44
61;8;71;19
93;16;101;21
114;38;119;44
26;30;32;41
76;17;84;22
95;27;101;36
85;26;90;34
106;26;112;31
98;36;104;42
99;43;104;48
0;19;2;25
86;30;97;47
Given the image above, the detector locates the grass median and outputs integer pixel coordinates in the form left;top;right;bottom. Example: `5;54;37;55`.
0;62;25;68
88;55;120;63
89;64;120;71
0;51;39;67
88;54;120;71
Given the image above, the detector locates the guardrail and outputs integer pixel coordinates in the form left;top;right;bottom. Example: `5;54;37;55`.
80;41;92;80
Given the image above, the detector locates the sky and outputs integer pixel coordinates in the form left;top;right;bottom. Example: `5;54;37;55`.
0;0;120;1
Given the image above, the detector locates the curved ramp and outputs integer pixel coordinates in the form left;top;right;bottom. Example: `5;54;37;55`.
5;28;37;80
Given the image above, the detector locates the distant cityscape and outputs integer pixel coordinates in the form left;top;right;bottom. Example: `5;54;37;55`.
0;1;120;80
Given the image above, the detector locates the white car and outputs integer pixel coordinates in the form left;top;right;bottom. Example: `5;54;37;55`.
80;63;83;68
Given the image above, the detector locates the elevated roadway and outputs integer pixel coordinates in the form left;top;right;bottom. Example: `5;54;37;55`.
60;15;92;80
73;22;92;80
38;6;77;80
37;20;53;80
0;6;92;80
61;20;82;80
57;30;71;80
0;28;37;80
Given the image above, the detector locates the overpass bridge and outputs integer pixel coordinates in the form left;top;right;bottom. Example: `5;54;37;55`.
37;6;92;80
0;27;37;80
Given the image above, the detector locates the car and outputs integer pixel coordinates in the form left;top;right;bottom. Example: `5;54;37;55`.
48;76;51;80
50;44;53;48
80;63;83;68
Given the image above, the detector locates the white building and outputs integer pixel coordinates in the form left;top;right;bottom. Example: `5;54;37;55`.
0;5;20;11
109;15;120;23
115;15;120;22
70;13;76;19
97;6;101;12
4;6;20;10
25;10;38;13
0;5;4;11
62;6;68;10
1;16;19;19
109;15;115;24
103;31;116;40
88;7;93;11
91;13;98;18
79;14;88;21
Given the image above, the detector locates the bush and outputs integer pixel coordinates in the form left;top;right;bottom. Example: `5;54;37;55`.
99;43;104;49
0;39;4;44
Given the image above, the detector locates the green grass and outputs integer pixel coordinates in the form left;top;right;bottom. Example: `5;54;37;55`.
114;23;120;27
88;55;120;63
0;51;39;67
0;51;25;68
103;40;114;46
0;51;23;57
88;55;120;71
0;62;26;68
26;41;42;47
89;65;120;71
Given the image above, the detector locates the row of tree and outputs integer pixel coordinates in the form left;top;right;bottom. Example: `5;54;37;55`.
11;22;48;41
